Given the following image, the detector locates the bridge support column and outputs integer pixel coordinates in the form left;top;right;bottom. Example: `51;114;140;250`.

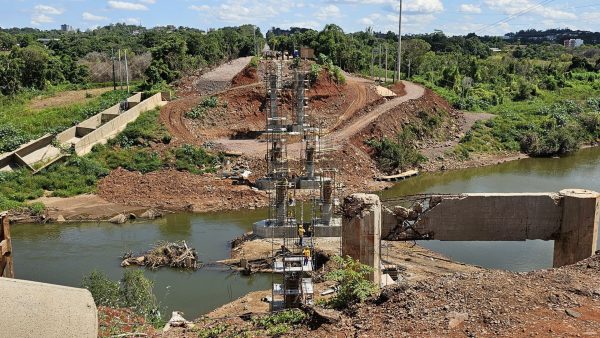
342;194;381;285
553;189;600;267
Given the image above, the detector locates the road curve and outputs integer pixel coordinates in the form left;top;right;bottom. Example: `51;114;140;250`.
215;80;426;158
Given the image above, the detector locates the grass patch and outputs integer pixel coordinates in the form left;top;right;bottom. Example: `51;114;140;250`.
111;109;171;147
0;88;130;152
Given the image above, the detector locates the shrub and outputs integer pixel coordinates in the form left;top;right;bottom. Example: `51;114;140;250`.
82;270;161;325
367;130;426;173
171;144;219;174
325;255;378;309
252;309;307;335
185;96;219;119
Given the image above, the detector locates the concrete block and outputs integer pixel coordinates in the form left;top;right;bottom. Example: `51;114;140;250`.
342;193;381;285
0;277;97;338
553;189;600;267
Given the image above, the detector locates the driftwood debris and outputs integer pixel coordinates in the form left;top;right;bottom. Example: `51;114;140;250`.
121;241;198;270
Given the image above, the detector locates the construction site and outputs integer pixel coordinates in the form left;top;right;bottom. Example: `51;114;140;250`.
2;51;600;337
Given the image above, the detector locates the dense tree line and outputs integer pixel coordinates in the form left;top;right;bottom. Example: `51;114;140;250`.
0;24;264;94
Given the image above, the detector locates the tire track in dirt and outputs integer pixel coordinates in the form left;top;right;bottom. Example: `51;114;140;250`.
160;57;255;144
215;80;426;158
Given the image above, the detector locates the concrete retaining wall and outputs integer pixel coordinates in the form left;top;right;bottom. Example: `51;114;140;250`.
74;93;163;156
0;278;97;337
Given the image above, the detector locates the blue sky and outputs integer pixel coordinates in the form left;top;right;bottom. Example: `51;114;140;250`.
1;0;599;36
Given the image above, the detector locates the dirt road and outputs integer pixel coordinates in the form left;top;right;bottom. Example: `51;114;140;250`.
195;57;254;95
160;57;254;143
215;80;426;158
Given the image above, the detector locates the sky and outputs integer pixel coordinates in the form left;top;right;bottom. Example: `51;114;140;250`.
1;0;599;36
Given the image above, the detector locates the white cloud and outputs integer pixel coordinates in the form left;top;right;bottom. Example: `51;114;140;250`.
190;5;210;11
108;1;148;11
34;5;64;15
402;0;444;14
459;4;481;14
484;0;575;20
216;1;291;22
31;14;54;25
138;0;156;3
31;4;64;25
82;12;108;21
316;4;341;20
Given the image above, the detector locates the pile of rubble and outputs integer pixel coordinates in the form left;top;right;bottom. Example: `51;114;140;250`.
121;241;198;270
289;254;600;337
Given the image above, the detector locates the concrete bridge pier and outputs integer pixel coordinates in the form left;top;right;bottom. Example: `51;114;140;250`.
553;189;600;267
341;193;381;285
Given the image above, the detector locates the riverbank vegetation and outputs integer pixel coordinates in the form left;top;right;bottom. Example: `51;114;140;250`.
0;108;222;211
83;270;163;335
0;89;129;152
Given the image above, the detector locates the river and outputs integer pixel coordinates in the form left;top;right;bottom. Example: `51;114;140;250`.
10;147;600;317
378;146;600;272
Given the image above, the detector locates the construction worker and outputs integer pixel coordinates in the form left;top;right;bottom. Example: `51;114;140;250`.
298;225;305;246
303;247;311;266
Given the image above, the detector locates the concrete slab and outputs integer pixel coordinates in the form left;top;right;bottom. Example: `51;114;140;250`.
0;277;97;338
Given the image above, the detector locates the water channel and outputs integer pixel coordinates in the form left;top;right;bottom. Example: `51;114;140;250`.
10;146;600;317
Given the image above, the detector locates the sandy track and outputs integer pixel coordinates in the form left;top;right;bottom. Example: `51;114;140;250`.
215;80;426;158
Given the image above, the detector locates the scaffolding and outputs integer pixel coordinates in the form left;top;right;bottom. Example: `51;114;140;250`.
258;59;343;310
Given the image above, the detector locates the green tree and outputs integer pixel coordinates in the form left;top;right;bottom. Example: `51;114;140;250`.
13;45;49;89
0;55;23;95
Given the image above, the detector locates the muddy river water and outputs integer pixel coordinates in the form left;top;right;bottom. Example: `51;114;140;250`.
11;147;600;317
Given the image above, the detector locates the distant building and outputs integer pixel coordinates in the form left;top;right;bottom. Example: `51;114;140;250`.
60;24;74;32
564;39;584;48
489;47;502;53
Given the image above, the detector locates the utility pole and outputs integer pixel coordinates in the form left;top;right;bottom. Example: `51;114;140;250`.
385;44;388;84
396;0;403;83
378;44;382;83
111;49;116;91
371;47;375;80
124;50;130;93
253;25;257;56
118;49;123;91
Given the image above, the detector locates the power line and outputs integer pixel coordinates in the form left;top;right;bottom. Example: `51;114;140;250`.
475;0;557;35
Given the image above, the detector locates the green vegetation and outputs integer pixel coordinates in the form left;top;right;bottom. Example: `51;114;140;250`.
324;255;378;309
251;309;308;336
196;324;230;338
0;89;129;152
0;109;221;211
82;270;161;326
185;96;225;119
457;100;600;157
112;108;171;147
367;130;426;173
